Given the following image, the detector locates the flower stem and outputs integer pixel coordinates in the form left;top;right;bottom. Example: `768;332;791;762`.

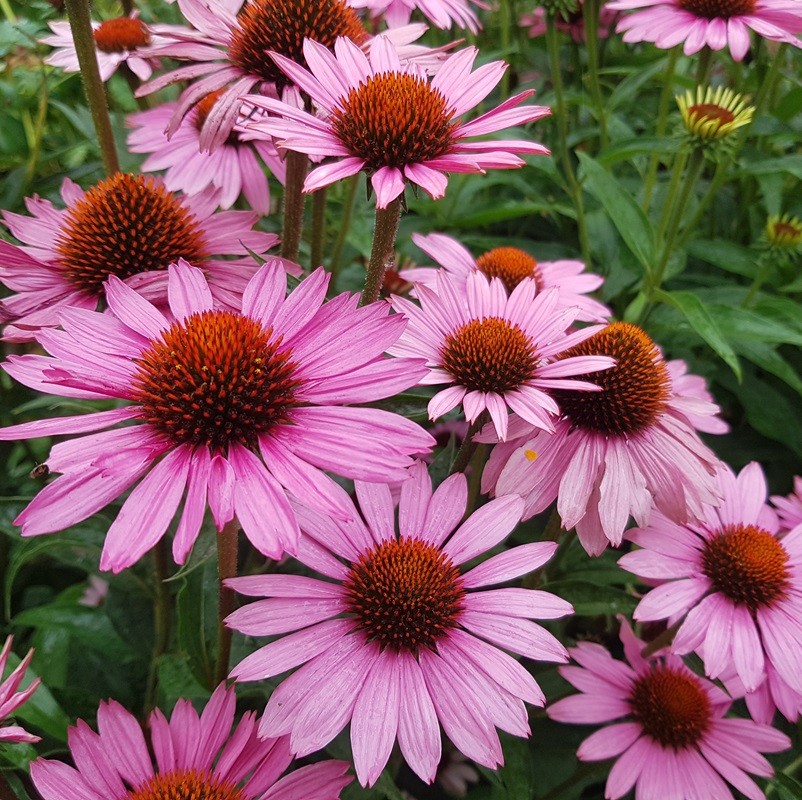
642;47;680;212
583;0;607;150
742;252;773;307
499;0;512;97
310;187;327;270
214;519;239;686
0;771;18;800
545;14;591;267
144;538;170;712
641;619;682;658
329;174;359;283
695;46;713;87
753;44;786;118
360;196;402;306
449;415;486;475
280;150;309;263
63;0;120;177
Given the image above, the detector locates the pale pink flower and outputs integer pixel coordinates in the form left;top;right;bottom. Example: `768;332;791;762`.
620;461;802;697
548;619;790;800
128;98;286;214
389;270;615;441
400;231;610;322
350;0;485;33
480;322;723;555
227;461;571;786
40;13;193;82
30;683;351;800
240;37;551;208
0;636;41;744
606;0;802;61
435;747;480;796
520;1;619;42
138;0;439;151
78;576;109;608
0;261;432;572
0;174;282;342
771;475;802;531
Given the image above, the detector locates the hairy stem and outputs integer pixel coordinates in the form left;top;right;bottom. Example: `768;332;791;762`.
360;196;402;306
310;187;327;270
280;150;309;263
214;519;239;686
64;0;121;176
329;174;359;282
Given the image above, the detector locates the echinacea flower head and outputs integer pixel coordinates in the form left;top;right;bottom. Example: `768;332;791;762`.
0;174;281;341
547;619;790;800
0;636;41;744
400;231;611;322
240;37;551;208
127;97;285;214
227;462;572;786
0;261;432;572
41;13;187;81
771;475;802;531
606;0;802;61
765;213;802;256
388;270;615;441
480;322;723;554
138;0;432;151
349;0;484;33
620;461;802;697
677;84;754;142
30;684;352;800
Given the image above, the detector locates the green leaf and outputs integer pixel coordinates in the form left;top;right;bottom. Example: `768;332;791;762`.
741;155;802;179
544;580;637;616
711;305;802;348
656;290;741;379
687;239;758;278
577;152;656;272
735;340;802;397
3;651;70;741
774;774;802;800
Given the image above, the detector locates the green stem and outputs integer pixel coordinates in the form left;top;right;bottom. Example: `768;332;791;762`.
499;0;512;97
546;14;591;267
0;771;17;800
144;538;170;712
0;0;15;23
329;174;359;283
449;416;486;476
64;0;120;177
214;519;239;686
743;253;773;307
753;44;786;118
654;150;689;244
310;187;327;270
642;47;680;212
464;443;487;517
641;619;682;658
695;46;713;86
583;0;607;150
280;150;309;263
360;196;402;306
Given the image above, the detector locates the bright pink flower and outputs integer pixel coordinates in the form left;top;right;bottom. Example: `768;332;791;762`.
520;1;619;41
240;37;551;208
0;174;282;341
771;475;802;531
0;636;41;744
721;661;802;725
548;619;790;800
138;0;438;151
606;0;802;61
389;270;614;441
480;322;723;554
620;462;802;697
128;98;286;214
0;261;432;572
40;13;191;81
30;683;351;800
400;231;610;322
227;461;571;786
350;0;485;33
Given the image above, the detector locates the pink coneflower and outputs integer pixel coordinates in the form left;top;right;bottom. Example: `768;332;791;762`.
0;636;41;744
41;13;190;82
480;322;723;555
547;619;790;800
721;661;802;725
389;270;614;441
0;261;432;572
771;475;802;531
520;1;619;42
619;461;802;697
399;231;610;322
240;37;551;208
138;0;436;151
128;97;285;214
0;173;281;342
30;683;351;800
227;461;571;786
606;0;802;61
350;0;484;33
